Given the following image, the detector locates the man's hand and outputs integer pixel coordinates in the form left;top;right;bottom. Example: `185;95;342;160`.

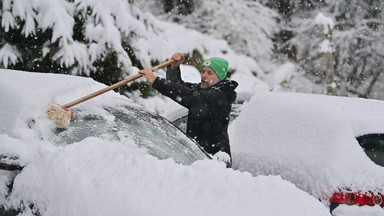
171;53;185;69
138;68;157;84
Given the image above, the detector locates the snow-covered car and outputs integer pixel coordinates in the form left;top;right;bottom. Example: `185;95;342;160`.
229;91;384;215
0;69;209;215
0;70;332;216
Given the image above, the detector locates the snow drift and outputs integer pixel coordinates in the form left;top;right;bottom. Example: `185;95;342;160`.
230;91;384;199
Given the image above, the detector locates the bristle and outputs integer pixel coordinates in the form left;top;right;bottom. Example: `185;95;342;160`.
46;104;73;129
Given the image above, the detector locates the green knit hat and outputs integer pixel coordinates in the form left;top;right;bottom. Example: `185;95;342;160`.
201;57;229;81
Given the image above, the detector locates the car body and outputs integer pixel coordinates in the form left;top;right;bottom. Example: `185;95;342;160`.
228;91;384;215
0;70;332;216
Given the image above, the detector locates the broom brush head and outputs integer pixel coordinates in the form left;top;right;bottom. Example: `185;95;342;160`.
46;104;73;129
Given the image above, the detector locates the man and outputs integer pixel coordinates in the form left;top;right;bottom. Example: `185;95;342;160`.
139;53;238;166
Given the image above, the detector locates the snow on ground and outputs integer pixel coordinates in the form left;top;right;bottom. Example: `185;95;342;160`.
0;69;331;216
332;205;384;216
229;91;384;200
5;136;329;216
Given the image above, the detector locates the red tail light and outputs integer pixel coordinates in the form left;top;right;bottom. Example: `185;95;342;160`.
330;190;384;207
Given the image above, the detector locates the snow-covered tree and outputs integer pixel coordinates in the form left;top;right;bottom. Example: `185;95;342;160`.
1;0;213;88
0;0;142;85
331;0;384;98
284;12;336;95
136;0;280;73
0;0;271;108
269;0;384;99
0;0;117;99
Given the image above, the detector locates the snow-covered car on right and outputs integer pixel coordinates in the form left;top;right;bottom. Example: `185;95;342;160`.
229;91;384;215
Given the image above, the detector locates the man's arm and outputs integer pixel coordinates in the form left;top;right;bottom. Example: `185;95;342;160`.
166;65;182;83
138;52;185;84
152;76;196;108
166;53;187;84
165;65;195;89
152;77;225;110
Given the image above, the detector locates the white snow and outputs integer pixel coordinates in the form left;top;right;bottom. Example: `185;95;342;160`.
0;0;274;94
229;91;384;201
315;12;334;35
1;0;382;215
0;69;123;137
1;11;16;32
0;44;20;67
332;205;384;216
0;69;331;216
0;0;293;110
136;0;279;72
320;39;333;53
268;62;295;91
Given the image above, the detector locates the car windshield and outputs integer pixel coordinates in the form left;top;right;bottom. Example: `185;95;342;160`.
50;105;209;165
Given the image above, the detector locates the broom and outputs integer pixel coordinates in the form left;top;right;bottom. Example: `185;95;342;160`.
46;59;175;128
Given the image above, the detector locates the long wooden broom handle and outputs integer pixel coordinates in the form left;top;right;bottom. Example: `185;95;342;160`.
63;59;175;108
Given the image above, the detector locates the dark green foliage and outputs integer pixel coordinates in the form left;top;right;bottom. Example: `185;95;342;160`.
0;3;147;95
0;18;65;73
161;0;195;15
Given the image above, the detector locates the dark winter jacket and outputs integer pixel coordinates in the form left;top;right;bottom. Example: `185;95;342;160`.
152;65;238;158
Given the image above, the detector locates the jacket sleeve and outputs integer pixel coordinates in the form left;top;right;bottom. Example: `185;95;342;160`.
152;77;194;108
165;65;194;88
166;65;182;83
152;76;226;110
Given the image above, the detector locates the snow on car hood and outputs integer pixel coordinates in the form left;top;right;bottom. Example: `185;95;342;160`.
4;136;332;216
0;70;331;216
0;69;135;136
230;91;384;198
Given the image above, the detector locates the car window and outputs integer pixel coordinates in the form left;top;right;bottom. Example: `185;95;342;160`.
172;116;188;133
51;105;209;165
356;134;384;167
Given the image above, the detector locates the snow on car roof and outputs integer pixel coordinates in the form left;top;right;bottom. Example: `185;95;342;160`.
230;91;384;198
0;70;331;216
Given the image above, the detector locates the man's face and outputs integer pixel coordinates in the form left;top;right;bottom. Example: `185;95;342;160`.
201;67;220;89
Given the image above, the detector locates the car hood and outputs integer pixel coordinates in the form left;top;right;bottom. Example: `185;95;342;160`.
0;69;137;136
